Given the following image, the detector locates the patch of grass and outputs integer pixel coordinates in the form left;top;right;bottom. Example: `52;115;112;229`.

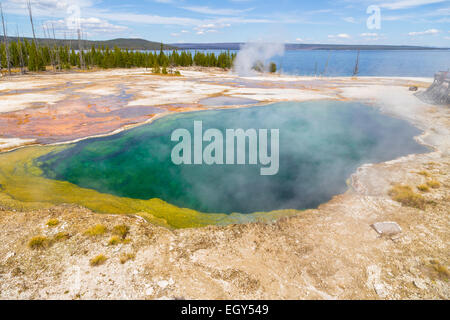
417;184;430;192
388;184;426;210
84;224;107;237
426;179;441;189
120;252;136;264
416;170;431;177
108;236;121;246
90;254;107;266
113;224;130;239
54;232;70;241
46;218;60;227
430;260;449;281
28;236;51;250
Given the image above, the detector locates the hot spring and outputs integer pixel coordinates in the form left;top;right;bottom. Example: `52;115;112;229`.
36;101;427;215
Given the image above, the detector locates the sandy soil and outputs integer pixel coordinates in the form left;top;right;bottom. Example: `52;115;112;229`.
0;68;448;300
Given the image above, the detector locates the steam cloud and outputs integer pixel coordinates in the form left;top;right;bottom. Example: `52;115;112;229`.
233;41;285;76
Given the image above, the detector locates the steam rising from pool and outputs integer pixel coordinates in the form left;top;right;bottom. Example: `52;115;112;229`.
233;42;285;76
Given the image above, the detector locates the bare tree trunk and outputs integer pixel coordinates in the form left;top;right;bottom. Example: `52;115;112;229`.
352;50;360;77
27;0;37;43
0;3;11;76
77;28;84;70
16;25;25;74
27;0;41;72
42;23;55;71
323;51;331;77
52;23;61;71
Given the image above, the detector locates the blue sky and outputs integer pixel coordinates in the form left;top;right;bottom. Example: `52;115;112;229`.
0;0;449;47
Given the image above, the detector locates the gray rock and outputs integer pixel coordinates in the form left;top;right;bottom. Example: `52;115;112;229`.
371;222;402;236
413;279;427;290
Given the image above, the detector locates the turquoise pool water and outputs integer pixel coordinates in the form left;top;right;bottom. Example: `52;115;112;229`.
38;101;428;214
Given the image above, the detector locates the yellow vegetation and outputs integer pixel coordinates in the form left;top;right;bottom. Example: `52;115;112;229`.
426;179;441;189
108;236;121;246
388;185;426;210
430;260;449;281
113;225;130;239
46;219;60;227
84;224;107;236
90;254;107;266
417;184;430;192
28;236;51;250
416;170;431;177
120;252;136;264
54;232;70;241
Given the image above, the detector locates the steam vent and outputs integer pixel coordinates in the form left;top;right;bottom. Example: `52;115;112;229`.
417;71;450;105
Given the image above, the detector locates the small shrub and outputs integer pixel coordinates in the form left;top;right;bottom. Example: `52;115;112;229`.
417;184;430;192
430;260;449;281
84;224;107;237
388;185;426;210
28;236;51;250
426;179;441;189
108;236;121;246
416;170;431;177
113;225;130;239
120;252;136;264
269;62;277;73
90;254;107;266
54;232;70;241
46;219;60;227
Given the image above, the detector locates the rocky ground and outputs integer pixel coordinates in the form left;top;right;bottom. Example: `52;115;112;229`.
0;69;448;299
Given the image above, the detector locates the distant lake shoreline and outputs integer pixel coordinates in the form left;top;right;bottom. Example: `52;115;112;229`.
166;49;449;77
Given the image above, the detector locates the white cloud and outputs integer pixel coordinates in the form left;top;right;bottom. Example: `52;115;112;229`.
328;33;351;39
193;22;231;36
181;6;253;16
342;17;356;23
380;0;446;10
48;17;127;36
408;29;440;36
361;33;378;37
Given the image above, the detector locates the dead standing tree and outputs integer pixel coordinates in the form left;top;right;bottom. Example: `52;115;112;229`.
27;0;37;42
52;23;61;71
42;23;55;71
352;50;360;77
0;2;11;76
16;25;25;74
77;27;84;70
322;51;331;77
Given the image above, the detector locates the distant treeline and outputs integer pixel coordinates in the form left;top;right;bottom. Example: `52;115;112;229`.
0;40;237;73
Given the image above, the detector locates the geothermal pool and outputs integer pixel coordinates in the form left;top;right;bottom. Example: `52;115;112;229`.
199;96;259;107
37;101;428;214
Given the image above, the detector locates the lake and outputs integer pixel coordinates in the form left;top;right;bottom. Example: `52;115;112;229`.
177;49;449;77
